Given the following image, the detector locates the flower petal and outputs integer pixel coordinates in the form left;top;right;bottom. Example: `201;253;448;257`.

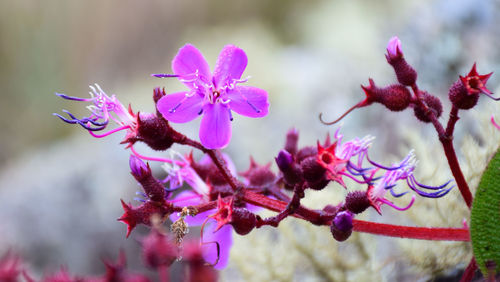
157;91;204;123
199;103;232;149
227;86;269;118
202;221;233;269
169;191;214;225
172;44;212;88
212;45;247;88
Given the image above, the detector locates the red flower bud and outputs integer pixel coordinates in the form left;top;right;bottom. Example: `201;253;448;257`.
449;63;495;110
413;91;443;123
129;155;165;202
345;190;370;214
230;208;257;235
300;156;329;190
240;158;276;187
141;229;177;269
361;79;412;112
385;36;417;86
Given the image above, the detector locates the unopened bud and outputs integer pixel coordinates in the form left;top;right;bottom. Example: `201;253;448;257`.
345;191;370;214
413;91;443;122
362;79;412;112
330;211;353;241
385;36;417;86
230;208;257;235
284;128;299;155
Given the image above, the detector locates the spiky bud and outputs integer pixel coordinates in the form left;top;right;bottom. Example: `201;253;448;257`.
385;36;417;86
134;113;175;151
230;208;257;235
362;79;412;112
300;156;329;190
129;155;165;202
413;91;443;122
345;190;371;214
448;80;479;110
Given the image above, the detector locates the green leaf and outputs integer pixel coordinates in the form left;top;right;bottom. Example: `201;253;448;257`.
470;148;500;276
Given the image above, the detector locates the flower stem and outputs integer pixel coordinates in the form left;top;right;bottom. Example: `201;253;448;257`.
460;257;477;282
352;219;470;241
411;84;473;208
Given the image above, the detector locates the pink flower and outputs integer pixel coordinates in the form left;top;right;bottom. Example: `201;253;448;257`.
156;44;270;149
386;36;402;60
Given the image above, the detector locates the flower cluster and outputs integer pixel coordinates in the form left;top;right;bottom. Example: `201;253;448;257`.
51;38;498;280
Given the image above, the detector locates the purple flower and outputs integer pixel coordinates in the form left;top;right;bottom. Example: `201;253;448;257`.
156;44;270;149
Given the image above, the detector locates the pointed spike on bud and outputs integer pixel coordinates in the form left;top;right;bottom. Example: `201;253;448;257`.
153;87;166;104
118;200;137;238
284;128;299;155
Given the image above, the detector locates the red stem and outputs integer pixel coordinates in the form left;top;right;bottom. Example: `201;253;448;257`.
410;84;473;208
460;257;477;282
352;219;469;241
242;190;470;241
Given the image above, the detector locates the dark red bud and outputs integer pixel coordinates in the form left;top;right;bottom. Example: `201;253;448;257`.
141;229;177;268
136;113;175;151
300;156;329;190
413;91;443;123
386;55;418;86
118;200;172;238
230;208;257;235
330;211;353;242
129;155;165;202
448;80;479;110
190;158;228;186
362;79;412;112
284;128;299;155
345;191;370;214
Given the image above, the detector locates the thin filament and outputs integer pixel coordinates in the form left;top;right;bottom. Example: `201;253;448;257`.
319;101;363;125
87;125;130;138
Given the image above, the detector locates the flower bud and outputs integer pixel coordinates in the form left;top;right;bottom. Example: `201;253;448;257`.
448;80;479;110
361;79;412;112
300;156;329;190
135;113;175;151
241;158;276;187
345;190;370;214
275;150;303;186
413;91;443;123
141;229;177;268
449;63;494;110
230;208;257;235
129;155;165;202
385;36;417;86
284;128;299;155
330;211;353;241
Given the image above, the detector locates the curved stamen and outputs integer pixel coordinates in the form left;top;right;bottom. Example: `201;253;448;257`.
492;115;500;130
200;218;221;267
389;188;408;198
319;101;364;125
55;92;92;101
87;125;131;138
151;73;179;78
409;176;452;190
483;92;500;101
130;145;185;166
379;195;415;211
339;171;369;184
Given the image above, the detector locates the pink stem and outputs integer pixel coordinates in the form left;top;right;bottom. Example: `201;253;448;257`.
87;125;130;138
129;145;184;165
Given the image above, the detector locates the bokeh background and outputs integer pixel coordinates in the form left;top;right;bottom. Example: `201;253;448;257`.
1;0;499;280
